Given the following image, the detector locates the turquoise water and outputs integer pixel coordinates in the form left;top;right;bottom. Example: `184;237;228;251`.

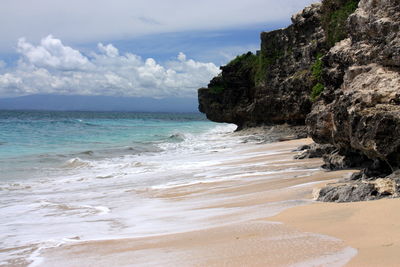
0;111;213;158
0;110;242;265
0;111;357;266
0;111;216;181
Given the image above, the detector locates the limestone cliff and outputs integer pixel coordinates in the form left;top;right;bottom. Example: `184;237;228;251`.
308;0;400;166
198;3;327;129
198;0;400;201
306;0;400;201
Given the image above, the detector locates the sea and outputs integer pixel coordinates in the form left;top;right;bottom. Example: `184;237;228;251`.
0;110;242;265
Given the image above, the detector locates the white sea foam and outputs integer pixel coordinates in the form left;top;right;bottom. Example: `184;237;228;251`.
0;122;350;266
0;123;245;263
63;157;93;168
28;240;66;267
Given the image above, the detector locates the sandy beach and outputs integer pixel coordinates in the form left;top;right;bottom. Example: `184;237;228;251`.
2;0;399;266
31;138;399;266
272;198;400;267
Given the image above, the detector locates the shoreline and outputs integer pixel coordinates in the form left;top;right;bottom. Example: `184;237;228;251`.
33;138;362;267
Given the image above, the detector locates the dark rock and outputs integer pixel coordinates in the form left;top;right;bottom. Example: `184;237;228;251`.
294;143;336;159
198;3;326;129
318;182;378;202
349;159;393;180
318;171;400;203
321;149;371;170
292;144;311;152
349;171;364;181
235;125;308;144
318;173;400;202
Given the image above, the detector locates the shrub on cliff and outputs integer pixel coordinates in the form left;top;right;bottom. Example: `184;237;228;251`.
309;0;359;100
208;52;259;94
227;52;259;82
311;54;323;81
311;83;325;101
321;0;359;47
209;84;225;94
310;54;325;101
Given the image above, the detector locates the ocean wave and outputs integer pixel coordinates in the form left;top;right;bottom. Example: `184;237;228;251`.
125;144;162;154
168;133;186;142
0;183;32;191
123;161;144;168
62;158;92;169
152;133;186;143
48;119;101;127
39;201;111;215
79;150;94;156
63;144;162;161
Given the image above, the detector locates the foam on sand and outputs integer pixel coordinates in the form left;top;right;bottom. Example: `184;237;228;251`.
31;138;358;267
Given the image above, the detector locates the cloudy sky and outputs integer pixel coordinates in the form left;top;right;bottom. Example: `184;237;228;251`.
0;0;317;99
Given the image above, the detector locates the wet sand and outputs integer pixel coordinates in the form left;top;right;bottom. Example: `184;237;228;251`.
35;139;361;266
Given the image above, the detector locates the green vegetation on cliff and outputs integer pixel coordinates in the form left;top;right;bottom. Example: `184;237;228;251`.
311;83;325;101
226;52;258;70
208;52;259;94
208;48;285;94
202;0;361;128
310;54;325;101
309;0;359;101
227;52;259;84
311;54;323;81
256;48;284;84
321;0;359;47
209;84;225;94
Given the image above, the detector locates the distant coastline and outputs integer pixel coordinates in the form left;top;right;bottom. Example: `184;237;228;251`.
0;94;200;113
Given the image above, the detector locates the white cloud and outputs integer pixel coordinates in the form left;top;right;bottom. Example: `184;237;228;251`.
97;43;119;57
0;0;318;52
17;35;90;71
0;35;220;98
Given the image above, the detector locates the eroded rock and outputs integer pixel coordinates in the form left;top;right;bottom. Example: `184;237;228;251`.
317;182;378;202
307;0;400;176
198;3;326;129
317;172;400;202
294;143;336;159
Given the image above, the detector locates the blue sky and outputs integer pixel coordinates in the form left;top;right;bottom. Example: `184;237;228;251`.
0;0;317;99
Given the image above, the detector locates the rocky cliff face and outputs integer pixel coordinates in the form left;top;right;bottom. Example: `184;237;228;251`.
305;0;400;201
198;0;400;201
198;3;327;129
307;0;400;173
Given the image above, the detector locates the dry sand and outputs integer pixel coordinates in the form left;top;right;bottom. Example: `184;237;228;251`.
272;198;400;267
35;138;400;266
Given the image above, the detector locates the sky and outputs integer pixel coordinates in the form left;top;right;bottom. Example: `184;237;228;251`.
0;0;317;100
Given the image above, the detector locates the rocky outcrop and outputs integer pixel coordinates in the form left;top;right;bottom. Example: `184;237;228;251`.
294;143;336;159
198;3;327;129
307;0;400;201
307;0;400;174
199;0;399;202
236;124;308;144
198;52;259;127
317;171;400;202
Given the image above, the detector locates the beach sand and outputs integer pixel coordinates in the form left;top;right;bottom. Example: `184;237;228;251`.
34;138;399;266
272;198;400;267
